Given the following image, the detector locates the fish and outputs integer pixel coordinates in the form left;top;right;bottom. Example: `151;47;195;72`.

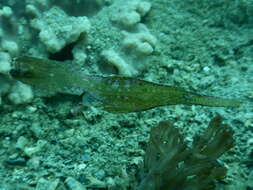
10;56;242;113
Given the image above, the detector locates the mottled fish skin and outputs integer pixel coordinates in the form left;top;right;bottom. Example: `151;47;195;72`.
10;56;242;113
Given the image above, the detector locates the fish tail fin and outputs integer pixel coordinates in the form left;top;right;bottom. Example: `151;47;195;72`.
185;94;242;107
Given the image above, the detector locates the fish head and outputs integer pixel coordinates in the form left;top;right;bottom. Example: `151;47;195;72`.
10;56;84;96
10;56;64;95
11;60;33;79
10;56;49;84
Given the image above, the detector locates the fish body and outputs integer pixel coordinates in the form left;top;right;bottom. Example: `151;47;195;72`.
10;56;242;113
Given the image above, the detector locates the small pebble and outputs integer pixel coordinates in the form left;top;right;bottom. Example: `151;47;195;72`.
15;136;28;150
27;106;37;113
65;177;86;190
0;6;13;17
31;123;44;138
95;169;106;179
27;156;41;169
24;140;47;157
203;66;210;72
36;178;59;190
82;154;90;162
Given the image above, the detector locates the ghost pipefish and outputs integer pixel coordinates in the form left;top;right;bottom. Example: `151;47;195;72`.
10;56;242;113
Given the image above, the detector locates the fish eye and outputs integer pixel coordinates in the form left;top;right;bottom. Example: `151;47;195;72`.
10;68;34;78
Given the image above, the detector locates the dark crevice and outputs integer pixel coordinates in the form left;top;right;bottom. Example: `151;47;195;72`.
51;0;105;17
48;42;76;61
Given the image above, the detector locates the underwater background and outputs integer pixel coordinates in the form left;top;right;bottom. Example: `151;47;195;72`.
0;0;253;189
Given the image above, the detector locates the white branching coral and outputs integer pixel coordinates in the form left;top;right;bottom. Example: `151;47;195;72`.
0;52;11;74
0;6;13;17
101;50;138;76
31;6;91;53
111;1;151;28
1;40;19;56
8;82;34;105
122;24;157;55
102;0;156;75
0;6;20;56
